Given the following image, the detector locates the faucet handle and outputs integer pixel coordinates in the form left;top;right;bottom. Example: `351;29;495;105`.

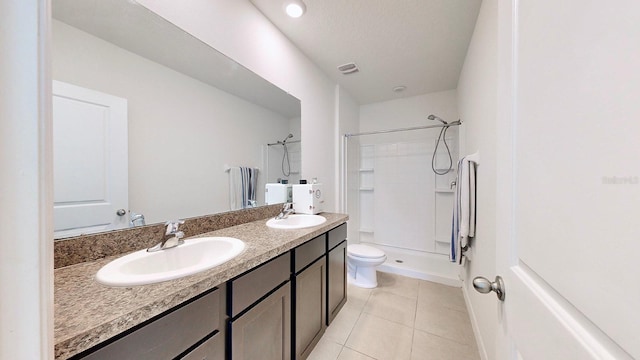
164;220;185;234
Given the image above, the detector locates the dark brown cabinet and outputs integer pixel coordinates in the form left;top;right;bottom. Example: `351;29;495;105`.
327;224;347;325
293;235;327;360
229;283;291;360
227;253;292;360
77;287;225;360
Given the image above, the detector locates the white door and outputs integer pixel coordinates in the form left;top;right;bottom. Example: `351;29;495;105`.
52;81;128;237
493;1;639;359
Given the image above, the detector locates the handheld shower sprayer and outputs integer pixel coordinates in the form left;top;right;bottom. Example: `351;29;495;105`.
427;114;458;176
427;114;448;125
278;133;294;177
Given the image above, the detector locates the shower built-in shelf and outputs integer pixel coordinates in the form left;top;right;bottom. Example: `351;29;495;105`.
359;168;374;172
435;189;455;193
359;187;374;191
359;228;374;233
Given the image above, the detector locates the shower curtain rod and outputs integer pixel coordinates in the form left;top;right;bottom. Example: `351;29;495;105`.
339;120;461;214
344;121;461;138
267;139;301;146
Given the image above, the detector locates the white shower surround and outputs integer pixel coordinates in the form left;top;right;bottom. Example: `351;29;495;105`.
352;90;461;284
354;138;460;284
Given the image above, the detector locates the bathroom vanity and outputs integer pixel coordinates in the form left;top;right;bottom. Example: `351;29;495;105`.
54;212;348;360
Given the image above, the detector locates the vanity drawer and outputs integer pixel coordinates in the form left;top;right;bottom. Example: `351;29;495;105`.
80;288;221;360
327;223;347;250
228;252;291;317
294;234;326;274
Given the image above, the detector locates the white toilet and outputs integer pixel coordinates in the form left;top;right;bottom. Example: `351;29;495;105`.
347;244;387;288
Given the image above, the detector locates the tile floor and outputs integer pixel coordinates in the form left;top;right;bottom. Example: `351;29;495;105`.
308;272;480;360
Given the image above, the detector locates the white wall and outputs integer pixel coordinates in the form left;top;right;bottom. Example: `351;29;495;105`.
137;0;340;212
0;1;53;358
53;20;292;223
456;1;498;359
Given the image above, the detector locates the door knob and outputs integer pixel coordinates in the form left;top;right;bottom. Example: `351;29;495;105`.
473;275;505;301
116;209;126;216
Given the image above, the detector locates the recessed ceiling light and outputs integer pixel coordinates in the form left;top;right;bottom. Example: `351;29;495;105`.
284;0;306;18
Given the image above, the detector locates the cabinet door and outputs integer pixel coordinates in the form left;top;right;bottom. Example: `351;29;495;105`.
181;331;224;360
327;240;347;325
295;258;326;360
230;283;291;360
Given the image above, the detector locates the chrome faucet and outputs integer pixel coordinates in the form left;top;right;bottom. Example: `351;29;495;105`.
147;220;185;252
130;212;146;227
275;203;294;220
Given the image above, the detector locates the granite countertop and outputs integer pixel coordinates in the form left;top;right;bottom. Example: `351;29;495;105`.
54;212;348;359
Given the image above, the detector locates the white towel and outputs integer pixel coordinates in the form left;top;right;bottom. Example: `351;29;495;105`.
451;156;477;264
229;167;243;211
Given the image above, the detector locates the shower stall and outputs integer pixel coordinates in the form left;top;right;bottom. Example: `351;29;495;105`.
341;120;461;285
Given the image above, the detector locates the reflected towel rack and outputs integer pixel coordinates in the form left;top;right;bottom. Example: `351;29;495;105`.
224;165;260;173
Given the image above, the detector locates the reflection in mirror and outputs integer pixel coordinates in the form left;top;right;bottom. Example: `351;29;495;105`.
52;0;301;239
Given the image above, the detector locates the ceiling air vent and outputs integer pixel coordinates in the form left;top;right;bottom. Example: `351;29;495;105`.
337;62;359;75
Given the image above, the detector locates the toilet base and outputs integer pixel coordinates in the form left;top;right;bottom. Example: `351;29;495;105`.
347;264;378;288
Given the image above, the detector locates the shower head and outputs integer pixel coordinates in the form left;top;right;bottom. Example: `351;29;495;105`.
282;133;294;143
427;114;448;125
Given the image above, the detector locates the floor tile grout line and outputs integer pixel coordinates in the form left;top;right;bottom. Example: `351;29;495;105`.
413;326;476;347
362;309;416;330
343;344;379;360
342;292;367;348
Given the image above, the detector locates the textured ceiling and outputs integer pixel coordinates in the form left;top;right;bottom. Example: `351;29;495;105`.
250;0;482;105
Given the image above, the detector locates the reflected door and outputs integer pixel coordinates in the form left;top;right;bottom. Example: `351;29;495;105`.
52;80;128;237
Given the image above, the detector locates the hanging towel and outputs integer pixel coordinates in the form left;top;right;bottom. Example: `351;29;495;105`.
451;156;477;264
240;167;258;208
229;166;258;210
229;167;243;211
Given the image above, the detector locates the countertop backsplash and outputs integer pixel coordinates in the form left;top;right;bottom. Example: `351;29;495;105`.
54;204;283;268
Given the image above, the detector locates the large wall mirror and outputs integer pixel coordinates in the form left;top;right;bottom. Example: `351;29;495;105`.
52;0;301;239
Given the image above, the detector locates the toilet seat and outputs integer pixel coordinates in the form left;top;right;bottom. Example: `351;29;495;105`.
347;244;385;259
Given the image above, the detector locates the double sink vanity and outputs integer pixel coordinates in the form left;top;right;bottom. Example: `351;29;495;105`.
54;208;348;359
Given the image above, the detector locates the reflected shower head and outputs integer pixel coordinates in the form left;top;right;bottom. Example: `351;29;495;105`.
427;114;448;124
282;133;294;143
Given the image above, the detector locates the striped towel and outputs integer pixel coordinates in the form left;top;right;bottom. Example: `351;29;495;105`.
229;167;258;210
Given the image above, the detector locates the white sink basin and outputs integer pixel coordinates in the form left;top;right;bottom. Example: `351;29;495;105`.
96;237;245;287
266;214;327;229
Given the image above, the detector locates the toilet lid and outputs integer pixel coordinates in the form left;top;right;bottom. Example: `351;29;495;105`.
347;244;385;259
